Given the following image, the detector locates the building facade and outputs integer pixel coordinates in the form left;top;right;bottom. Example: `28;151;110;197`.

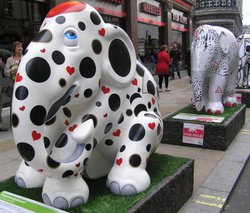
193;0;243;36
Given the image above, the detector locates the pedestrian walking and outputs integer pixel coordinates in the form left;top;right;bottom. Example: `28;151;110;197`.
170;43;182;79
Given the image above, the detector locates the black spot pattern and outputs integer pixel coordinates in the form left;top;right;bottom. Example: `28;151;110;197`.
78;22;86;31
147;80;155;96
56;16;66;24
44;137;51;148
63;107;71;118
84;89;92;98
90;11;101;25
82;114;97;127
130;93;141;104
52;51;65;65
126;109;132;116
12;113;19;128
129;154;141;167
104;123;113;134
108;94;120;111
33;29;52;43
93;138;97;148
30;105;46;126
15;86;28;100
105;139;113;146
47;156;60;168
92;40;102;54
157;124;161;135
120;145;126;152
85;143;92;151
17;143;35;162
96;101;101;107
45;116;56;125
109;39;131;77
146;144;151;152
134;104;147;116
129;123;145;141
148;102;151;109
55;133;68;148
26;57;51;83
59;79;66;87
62;170;74;178
136;64;145;77
118;113;124;124
79;57;96;78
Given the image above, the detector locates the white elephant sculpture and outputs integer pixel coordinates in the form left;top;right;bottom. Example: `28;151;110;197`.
191;25;238;114
236;33;250;88
12;1;163;209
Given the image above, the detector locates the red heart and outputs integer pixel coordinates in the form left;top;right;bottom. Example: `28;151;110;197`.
101;86;110;94
74;93;79;98
37;169;43;172
103;113;108;117
132;78;138;86
15;73;23;82
40;48;46;53
76;163;80;167
66;66;75;75
65;120;69;126
99;28;105;36
116;158;122;166
32;131;41;141
148;122;155;130
19;106;25;111
69;124;77;132
152;98;155;105
113;129;121;137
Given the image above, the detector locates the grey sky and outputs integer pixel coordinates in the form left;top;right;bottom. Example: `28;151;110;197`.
242;0;250;25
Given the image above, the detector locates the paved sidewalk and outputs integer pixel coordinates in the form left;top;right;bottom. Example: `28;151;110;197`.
0;70;249;212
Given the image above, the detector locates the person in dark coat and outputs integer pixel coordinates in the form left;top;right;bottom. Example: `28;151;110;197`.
170;43;181;79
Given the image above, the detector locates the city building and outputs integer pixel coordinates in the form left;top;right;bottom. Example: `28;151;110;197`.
193;0;243;36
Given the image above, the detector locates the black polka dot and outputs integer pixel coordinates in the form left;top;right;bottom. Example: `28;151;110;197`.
23;49;28;55
62;170;74;178
24;161;30;166
12;113;19;128
15;86;28;100
157;124;161;135
120;145;126;152
146;144;151;152
56;16;65;24
52;51;65;65
59;79;66;87
96;101;101;107
47;156;60;168
79;57;96;78
134;104;147;116
126;109;132;116
92;39;102;54
55;133;68;148
45;116;56;125
144;113;158;119
129;154;141;167
137;88;141;93
63;107;71;118
104;122;113;134
105;139;113;146
136;64;145;77
26;57;51;83
44;137;51;148
130;93;141;104
78;22;86;30
129;123;145;141
109;39;131;77
33;29;52;43
108;94;120;111
93;138;97;148
17;143;35;162
82;114;97;127
84;89;92;98
148;102;151;109
147;80;155;96
126;94;130;99
118;113;124;124
85;143;92;151
30;105;46;126
90;11;101;25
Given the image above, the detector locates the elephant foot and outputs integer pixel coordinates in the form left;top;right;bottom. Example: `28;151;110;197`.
223;96;237;108
42;176;89;209
205;102;224;114
15;160;45;188
107;168;150;196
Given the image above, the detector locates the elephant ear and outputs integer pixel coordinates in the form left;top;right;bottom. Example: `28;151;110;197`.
219;31;230;54
102;24;136;88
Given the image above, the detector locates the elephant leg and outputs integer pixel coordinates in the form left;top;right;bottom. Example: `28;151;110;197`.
15;160;45;188
106;111;162;195
42;176;89;209
206;74;226;114
202;76;209;107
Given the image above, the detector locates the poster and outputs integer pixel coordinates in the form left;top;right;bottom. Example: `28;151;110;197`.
173;113;225;123
183;123;204;146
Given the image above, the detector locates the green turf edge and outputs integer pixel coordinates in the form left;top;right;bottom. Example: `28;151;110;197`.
0;154;189;213
165;104;243;124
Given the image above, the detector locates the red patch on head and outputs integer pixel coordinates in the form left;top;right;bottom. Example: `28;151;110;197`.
47;2;86;18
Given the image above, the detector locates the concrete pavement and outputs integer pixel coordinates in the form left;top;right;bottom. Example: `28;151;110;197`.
0;70;249;212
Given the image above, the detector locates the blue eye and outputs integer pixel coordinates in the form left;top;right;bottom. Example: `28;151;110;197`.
64;31;77;40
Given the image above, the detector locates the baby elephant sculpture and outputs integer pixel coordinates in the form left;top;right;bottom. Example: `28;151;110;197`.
191;25;238;114
12;1;163;209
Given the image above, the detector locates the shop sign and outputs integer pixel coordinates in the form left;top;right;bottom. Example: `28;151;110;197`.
103;0;125;4
196;0;236;9
172;13;187;25
183;123;204;146
140;2;161;16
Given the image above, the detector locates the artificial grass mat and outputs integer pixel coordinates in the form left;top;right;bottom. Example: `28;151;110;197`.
0;154;189;213
166;104;243;124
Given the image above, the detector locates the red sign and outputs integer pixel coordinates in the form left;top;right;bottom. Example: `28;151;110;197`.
140;2;161;16
183;123;204;145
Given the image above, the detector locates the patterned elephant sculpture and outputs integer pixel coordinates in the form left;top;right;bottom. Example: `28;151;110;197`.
191;25;238;114
236;33;250;88
12;1;163;209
